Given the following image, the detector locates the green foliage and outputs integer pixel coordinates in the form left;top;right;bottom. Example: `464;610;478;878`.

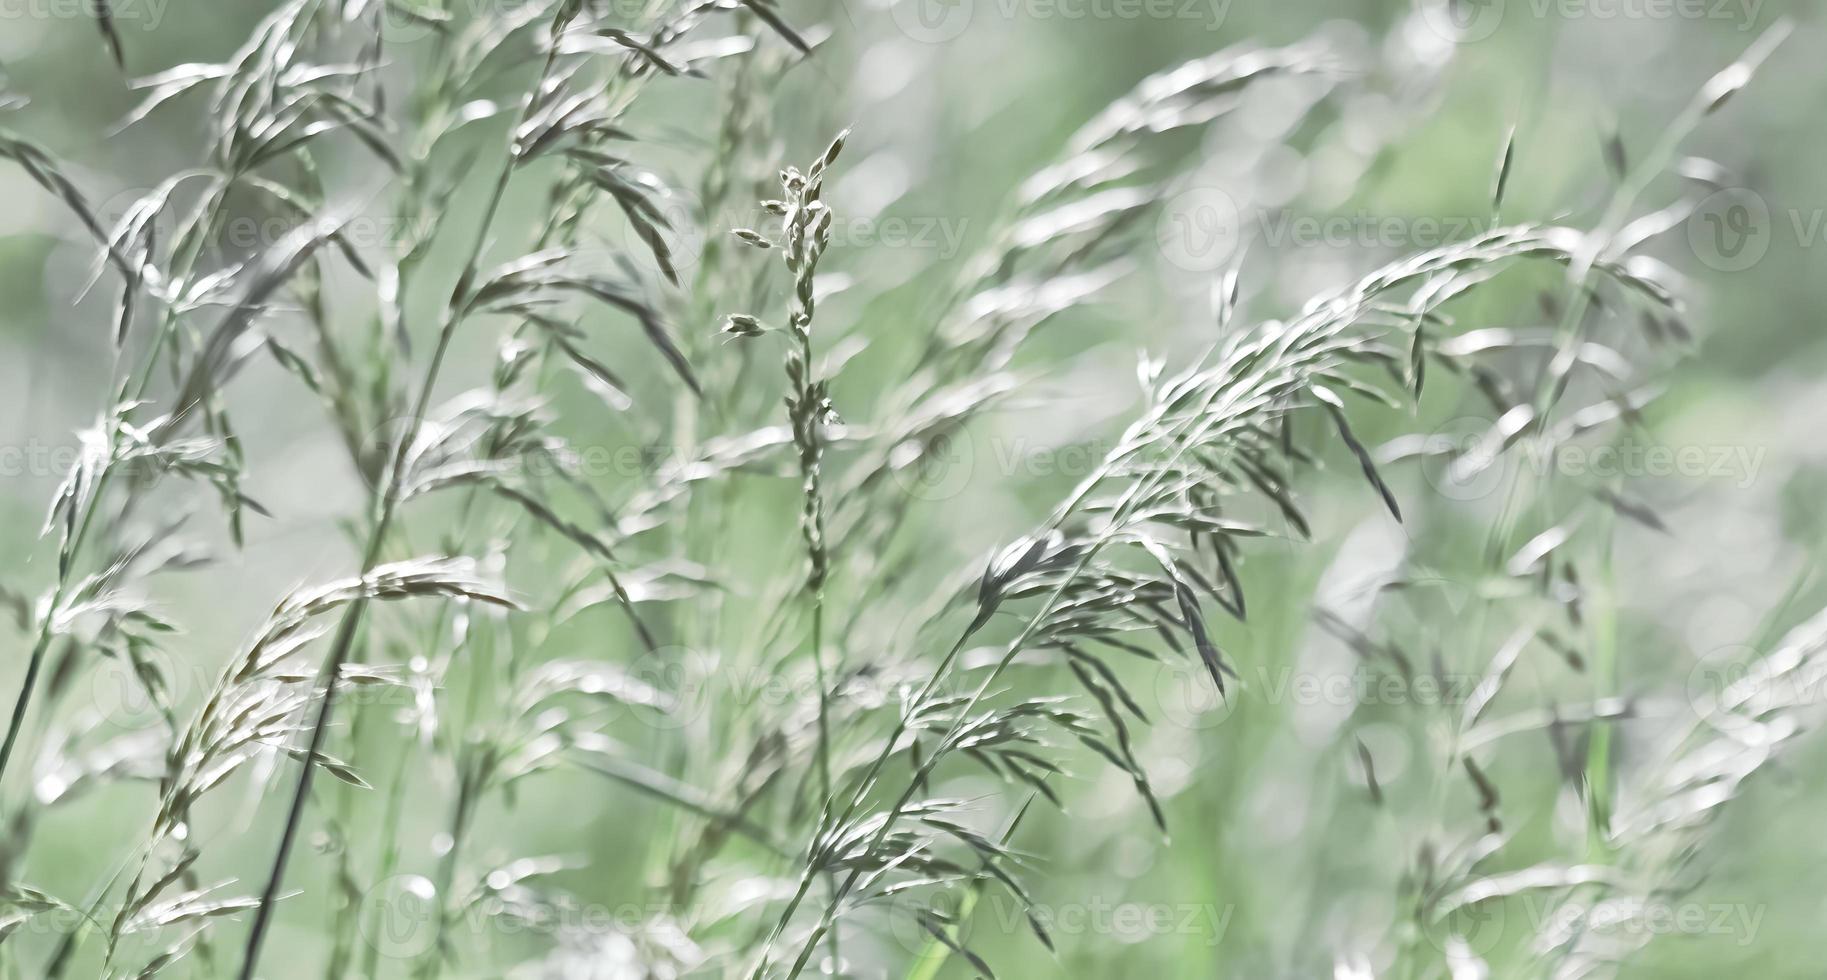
0;3;1818;979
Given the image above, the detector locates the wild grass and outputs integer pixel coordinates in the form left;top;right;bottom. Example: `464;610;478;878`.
0;1;1813;978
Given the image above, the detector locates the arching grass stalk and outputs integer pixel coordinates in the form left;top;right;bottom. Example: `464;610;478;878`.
234;11;577;978
752;224;1673;979
0;163;240;793
1467;19;1790;842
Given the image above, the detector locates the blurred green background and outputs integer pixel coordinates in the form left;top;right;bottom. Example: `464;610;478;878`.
1;0;1824;977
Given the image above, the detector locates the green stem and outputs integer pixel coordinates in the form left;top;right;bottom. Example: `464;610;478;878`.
235;63;535;974
761;356;1234;979
0;179;231;793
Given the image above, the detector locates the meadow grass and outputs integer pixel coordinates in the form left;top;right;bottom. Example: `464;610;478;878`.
0;2;1814;979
